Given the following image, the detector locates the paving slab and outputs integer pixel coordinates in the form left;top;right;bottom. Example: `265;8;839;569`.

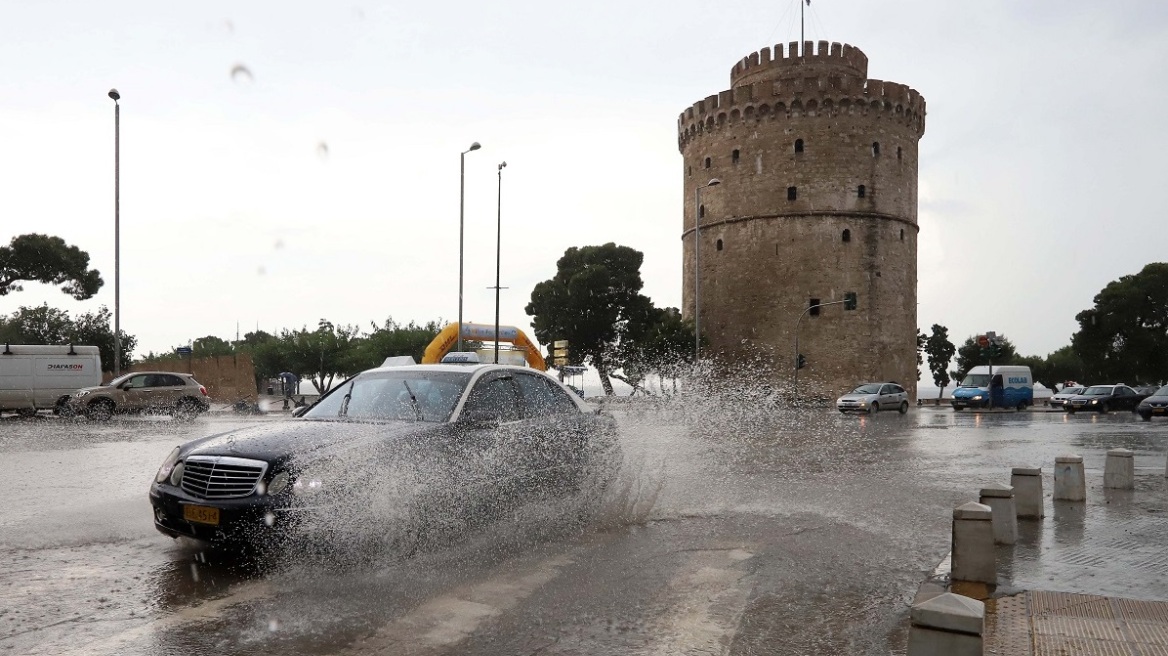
985;591;1168;655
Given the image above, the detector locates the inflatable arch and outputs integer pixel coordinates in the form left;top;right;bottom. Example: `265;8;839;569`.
422;323;547;370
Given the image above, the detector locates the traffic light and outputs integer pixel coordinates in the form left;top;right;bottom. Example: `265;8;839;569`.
843;292;857;311
797;353;806;369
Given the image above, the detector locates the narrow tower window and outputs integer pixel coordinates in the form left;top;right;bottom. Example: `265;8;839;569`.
842;229;851;243
732;149;740;164
897;146;902;160
787;186;797;201
794;138;804;153
871;142;880;157
900;228;905;241
716;239;724;251
698;204;705;218
809;298;821;317
857;185;866;198
687;165;692;177
704;156;712;169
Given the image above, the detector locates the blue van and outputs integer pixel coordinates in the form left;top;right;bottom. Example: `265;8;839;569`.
951;365;1033;410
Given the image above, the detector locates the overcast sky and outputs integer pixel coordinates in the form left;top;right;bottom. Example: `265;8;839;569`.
3;0;1167;376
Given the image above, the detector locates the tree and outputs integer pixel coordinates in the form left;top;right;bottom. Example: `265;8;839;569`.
955;335;1019;376
345;318;442;372
190;335;236;358
1071;263;1168;384
916;329;927;381
281;320;360;394
526;243;656;395
612;306;696;395
0;234;103;300
924;324;956;399
1041;346;1086;387
0;304;134;371
71;306;136;372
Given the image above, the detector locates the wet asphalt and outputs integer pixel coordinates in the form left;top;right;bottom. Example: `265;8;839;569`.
1;404;1165;655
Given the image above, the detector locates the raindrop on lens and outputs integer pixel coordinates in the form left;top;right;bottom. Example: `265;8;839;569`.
268;619;280;632
230;63;254;84
316;142;329;160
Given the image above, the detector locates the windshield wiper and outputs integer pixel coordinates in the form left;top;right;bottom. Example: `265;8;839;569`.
339;379;355;416
402;380;423;421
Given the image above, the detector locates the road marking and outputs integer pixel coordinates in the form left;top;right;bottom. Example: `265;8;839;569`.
636;548;756;656
343;551;578;655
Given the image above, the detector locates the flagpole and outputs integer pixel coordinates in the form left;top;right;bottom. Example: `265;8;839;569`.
801;0;805;52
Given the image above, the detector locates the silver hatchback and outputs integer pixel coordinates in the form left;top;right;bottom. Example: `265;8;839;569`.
836;382;909;414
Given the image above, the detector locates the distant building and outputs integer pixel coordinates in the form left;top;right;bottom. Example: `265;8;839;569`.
677;40;927;398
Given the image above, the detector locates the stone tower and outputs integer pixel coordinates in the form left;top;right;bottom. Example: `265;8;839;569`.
678;41;926;399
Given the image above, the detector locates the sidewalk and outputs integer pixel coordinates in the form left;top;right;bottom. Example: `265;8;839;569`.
966;464;1168;652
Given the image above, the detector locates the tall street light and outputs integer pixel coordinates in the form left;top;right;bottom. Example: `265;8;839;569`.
457;141;481;353
108;88;121;376
693;178;720;361
493;161;507;364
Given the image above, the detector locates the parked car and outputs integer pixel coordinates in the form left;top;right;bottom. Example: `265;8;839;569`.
66;371;210;420
148;362;620;549
1136;386;1168;421
836;382;909;414
1064;384;1149;414
1049;386;1087;409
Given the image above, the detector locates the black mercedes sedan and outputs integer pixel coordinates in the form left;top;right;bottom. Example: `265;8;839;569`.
149;363;619;549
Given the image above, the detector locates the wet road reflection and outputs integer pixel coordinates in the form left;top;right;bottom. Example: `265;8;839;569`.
0;407;1163;655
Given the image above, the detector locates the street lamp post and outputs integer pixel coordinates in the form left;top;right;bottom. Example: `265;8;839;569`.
108;88;121;376
693;178;720;361
493;161;507;364
792;299;847;401
458;141;481;353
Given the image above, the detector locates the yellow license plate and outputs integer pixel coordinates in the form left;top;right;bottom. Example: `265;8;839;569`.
183;504;220;525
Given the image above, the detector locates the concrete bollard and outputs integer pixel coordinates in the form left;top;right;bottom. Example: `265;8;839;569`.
907;592;985;656
1053;454;1086;502
1011;466;1044;519
979;484;1017;545
951;502;996;584
1104;448;1135;489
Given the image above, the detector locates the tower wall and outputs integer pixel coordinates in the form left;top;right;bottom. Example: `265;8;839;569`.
678;42;926;399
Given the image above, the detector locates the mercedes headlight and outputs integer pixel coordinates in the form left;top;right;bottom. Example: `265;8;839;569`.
169;461;184;486
155;447;181;483
267;471;290;495
1089;399;1098;405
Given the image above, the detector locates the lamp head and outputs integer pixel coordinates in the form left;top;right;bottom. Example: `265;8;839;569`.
498;161;507;170
707;178;721;187
468;142;481;152
108;88;121;101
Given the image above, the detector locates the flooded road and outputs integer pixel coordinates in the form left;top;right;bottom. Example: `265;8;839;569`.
1;407;1164;655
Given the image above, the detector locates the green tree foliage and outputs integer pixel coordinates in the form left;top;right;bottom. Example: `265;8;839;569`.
916;329;927;381
345;318;442;371
1071;263;1168;384
1040;346;1086;387
276;320;360;395
955;335;1019;376
924;324;956;398
0;234;104;300
190;335;236;358
0;303;135;371
613;307;697;395
526;243;656;395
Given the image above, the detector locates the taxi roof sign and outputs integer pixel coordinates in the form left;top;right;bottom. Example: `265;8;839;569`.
441;351;482;364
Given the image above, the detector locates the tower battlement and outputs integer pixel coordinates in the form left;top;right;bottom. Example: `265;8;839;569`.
731;41;868;88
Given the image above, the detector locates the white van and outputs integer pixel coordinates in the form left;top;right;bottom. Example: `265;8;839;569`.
0;345;103;415
951;365;1034;410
